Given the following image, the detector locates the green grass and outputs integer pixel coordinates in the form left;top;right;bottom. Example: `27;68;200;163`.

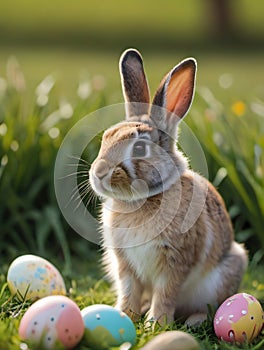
1;48;264;107
0;262;264;349
187;88;264;255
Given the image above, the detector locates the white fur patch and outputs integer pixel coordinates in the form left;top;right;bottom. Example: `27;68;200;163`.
123;241;159;283
175;263;222;314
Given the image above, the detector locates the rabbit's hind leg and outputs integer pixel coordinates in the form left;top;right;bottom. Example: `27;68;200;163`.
185;241;248;327
215;241;248;304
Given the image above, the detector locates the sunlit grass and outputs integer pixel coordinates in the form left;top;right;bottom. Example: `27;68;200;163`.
0;262;263;349
187;85;264;255
1;48;264;100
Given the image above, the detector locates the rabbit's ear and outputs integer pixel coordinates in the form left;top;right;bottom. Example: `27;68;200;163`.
151;58;196;131
120;49;151;119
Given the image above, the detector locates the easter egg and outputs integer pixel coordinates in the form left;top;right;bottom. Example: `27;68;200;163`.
7;255;66;301
214;292;264;343
19;295;84;349
81;304;136;348
141;331;200;350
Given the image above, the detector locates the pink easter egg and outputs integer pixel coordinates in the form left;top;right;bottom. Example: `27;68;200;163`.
214;293;264;344
19;295;84;349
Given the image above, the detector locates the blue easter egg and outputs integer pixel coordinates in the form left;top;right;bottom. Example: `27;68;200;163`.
81;304;136;347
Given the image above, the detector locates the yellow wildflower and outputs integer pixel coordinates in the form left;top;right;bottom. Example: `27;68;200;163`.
231;101;246;117
257;284;264;291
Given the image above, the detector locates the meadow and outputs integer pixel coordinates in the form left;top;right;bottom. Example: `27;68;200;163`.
1;0;264;348
0;47;264;349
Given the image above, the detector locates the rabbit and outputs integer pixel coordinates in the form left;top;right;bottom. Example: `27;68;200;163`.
89;48;248;326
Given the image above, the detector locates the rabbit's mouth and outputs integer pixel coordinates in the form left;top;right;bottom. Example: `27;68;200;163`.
90;165;150;201
89;153;184;201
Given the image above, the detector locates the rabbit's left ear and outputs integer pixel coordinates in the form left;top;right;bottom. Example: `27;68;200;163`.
151;58;196;131
120;49;151;119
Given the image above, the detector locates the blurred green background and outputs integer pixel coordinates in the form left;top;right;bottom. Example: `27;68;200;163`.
1;0;264;97
0;0;264;273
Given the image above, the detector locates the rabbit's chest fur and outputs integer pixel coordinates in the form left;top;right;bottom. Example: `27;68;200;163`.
102;198;168;283
124;241;161;283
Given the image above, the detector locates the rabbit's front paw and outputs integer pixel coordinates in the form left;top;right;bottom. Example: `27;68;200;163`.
123;307;141;322
145;309;174;327
116;302;141;322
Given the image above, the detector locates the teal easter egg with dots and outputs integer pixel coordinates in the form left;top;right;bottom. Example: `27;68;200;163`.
7;254;66;301
81;304;136;348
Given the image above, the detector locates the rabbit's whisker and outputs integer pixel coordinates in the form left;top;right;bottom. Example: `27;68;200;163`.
67;155;90;165
64;178;90;208
59;170;89;180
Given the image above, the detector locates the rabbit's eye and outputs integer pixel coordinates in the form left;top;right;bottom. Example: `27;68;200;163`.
132;140;146;157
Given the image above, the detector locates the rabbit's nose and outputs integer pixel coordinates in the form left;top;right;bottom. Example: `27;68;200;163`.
93;159;110;179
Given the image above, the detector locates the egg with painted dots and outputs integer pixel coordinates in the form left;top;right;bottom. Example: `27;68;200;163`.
81;304;136;348
7;255;66;301
19;295;84;349
214;292;264;344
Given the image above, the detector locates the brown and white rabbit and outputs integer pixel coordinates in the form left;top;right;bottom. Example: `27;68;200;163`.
89;49;248;325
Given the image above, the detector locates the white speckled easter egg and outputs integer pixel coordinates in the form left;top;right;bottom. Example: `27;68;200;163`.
81;304;136;348
214;292;264;344
19;295;84;349
7;255;66;301
141;331;200;350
